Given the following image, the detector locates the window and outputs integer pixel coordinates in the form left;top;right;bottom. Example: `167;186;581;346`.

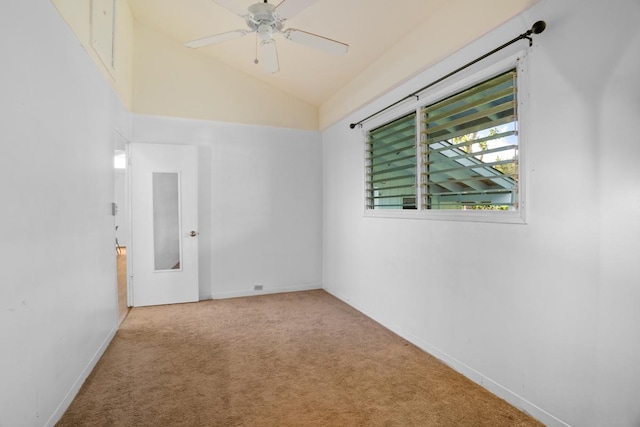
366;113;417;209
422;70;518;210
365;66;523;222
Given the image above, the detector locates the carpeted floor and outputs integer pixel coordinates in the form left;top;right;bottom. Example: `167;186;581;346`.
57;290;542;426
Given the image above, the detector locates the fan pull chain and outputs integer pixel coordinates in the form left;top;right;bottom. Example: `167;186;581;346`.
254;33;259;64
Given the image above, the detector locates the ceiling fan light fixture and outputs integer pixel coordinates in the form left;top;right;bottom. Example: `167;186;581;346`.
257;23;273;41
260;39;279;74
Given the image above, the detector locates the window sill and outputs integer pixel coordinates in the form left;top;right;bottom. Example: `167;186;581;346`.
364;208;526;224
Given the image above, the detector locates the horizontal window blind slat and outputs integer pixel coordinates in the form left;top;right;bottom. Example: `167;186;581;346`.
426;188;514;197
458;201;516;206
422;102;515;136
423;130;516;153
368;142;416;160
368;132;415;147
423;86;514;126
424;174;516;190
426;200;516;206
423;145;516;164
369;127;415;143
425;202;516;209
369;113;415;134
371;153;417;168
370;205;416;208
371;162;417;176
424;71;515;113
368;193;417;200
369;174;416;185
423;115;516;144
426;167;516;181
422;158;517;177
369;183;416;192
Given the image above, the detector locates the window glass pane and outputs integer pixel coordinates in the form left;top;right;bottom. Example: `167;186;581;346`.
421;70;518;210
366;113;417;209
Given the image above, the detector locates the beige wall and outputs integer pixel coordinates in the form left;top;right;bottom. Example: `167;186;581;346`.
319;0;539;130
51;0;134;109
133;22;318;131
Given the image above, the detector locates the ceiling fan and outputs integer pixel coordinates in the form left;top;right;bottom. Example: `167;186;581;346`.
184;0;349;74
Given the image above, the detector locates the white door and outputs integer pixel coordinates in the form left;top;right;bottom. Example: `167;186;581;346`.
130;143;199;307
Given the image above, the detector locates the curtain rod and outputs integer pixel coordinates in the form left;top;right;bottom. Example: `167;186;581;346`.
349;21;547;129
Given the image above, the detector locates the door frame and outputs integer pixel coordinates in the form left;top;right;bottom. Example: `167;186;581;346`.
125;140;133;307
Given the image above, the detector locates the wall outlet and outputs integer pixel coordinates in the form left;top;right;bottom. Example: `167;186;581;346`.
254;284;263;291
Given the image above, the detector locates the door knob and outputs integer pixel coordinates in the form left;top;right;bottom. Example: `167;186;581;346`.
190;231;199;237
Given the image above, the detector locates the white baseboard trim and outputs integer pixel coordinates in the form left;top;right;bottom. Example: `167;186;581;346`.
45;324;118;427
210;283;322;300
324;288;571;427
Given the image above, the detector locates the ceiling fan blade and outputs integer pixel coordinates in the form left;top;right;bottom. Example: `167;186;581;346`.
211;0;248;17
260;39;280;74
283;29;348;55
275;0;317;20
185;30;249;48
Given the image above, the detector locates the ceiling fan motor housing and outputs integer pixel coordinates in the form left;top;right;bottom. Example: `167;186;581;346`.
246;2;284;33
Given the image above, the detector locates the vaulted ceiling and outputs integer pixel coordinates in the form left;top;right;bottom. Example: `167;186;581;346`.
128;0;540;110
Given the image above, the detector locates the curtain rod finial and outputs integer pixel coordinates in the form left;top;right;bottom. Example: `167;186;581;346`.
531;21;546;34
349;123;358;129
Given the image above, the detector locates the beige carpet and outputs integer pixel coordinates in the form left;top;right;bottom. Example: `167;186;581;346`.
57;290;541;426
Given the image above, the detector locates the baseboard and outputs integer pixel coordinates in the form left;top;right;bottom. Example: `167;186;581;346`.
45;324;118;427
199;292;213;301
323;287;571;427
210;283;322;300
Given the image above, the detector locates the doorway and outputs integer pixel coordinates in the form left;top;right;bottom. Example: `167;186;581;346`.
114;145;130;324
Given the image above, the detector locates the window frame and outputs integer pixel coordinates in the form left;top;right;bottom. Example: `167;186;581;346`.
363;50;528;224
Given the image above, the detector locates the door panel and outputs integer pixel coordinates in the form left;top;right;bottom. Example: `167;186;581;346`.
130;143;199;307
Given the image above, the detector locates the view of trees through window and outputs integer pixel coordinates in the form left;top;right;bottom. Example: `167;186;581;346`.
448;123;518;210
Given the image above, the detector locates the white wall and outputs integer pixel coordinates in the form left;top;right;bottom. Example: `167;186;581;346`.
0;1;124;426
131;115;323;301
322;0;640;426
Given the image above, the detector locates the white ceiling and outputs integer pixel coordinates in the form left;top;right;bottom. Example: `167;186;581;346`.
129;0;539;108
